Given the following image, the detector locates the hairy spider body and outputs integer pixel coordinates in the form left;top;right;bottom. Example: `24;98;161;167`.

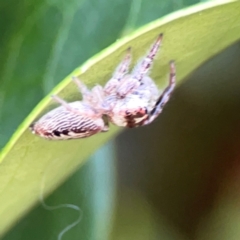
30;34;176;140
105;75;160;127
101;34;175;128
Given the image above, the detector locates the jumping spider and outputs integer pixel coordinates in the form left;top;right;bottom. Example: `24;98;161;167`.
30;33;176;140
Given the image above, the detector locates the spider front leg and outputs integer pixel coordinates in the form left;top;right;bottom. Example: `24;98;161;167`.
116;34;163;98
72;77;105;110
132;33;163;82
104;47;132;94
72;76;92;102
145;60;176;125
113;47;132;81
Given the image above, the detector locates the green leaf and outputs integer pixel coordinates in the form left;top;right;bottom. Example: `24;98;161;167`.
2;142;116;240
0;0;240;237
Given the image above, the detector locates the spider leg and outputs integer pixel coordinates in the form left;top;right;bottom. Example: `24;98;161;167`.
113;47;132;81
72;76;91;101
91;85;110;112
72;77;105;110
92;85;104;101
116;34;163;98
132;33;163;82
145;60;176;124
104;47;132;94
51;95;73;111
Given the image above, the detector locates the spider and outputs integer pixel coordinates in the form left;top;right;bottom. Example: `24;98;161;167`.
30;34;176;140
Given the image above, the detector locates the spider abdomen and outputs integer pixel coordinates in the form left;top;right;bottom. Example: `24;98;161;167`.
30;102;105;140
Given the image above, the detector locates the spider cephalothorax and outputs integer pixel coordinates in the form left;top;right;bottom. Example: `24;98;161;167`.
30;34;176;140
